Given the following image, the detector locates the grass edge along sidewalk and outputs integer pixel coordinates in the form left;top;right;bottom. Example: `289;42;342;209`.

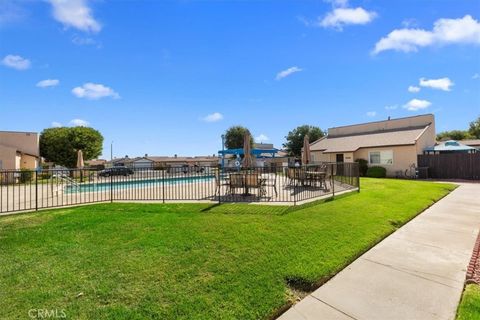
456;230;480;320
0;178;455;320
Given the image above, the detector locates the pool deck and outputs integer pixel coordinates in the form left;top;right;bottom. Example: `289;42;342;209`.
0;174;356;215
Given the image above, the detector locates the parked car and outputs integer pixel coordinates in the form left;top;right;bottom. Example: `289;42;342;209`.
98;166;134;177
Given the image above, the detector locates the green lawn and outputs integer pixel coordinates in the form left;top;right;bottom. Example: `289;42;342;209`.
457;284;480;320
0;178;454;319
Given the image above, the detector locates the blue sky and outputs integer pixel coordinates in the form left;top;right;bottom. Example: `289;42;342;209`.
1;0;479;158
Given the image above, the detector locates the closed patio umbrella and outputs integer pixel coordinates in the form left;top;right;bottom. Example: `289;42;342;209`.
76;149;85;182
302;135;311;165
76;150;85;169
242;133;254;168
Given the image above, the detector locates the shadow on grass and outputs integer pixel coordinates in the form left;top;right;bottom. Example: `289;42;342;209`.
200;190;361;216
283;191;358;215
200;203;290;216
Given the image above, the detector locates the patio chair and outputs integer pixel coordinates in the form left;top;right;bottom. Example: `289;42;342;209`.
310;164;327;188
284;167;296;187
294;168;307;186
229;173;244;195
245;173;266;196
214;170;230;195
322;165;332;191
263;172;277;197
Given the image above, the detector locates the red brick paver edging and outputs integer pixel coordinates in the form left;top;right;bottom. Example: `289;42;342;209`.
466;229;480;285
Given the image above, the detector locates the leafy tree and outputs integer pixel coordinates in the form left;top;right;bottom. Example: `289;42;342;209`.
224;126;253;149
283;125;324;157
40;126;104;168
436;130;471;141
468;116;480;138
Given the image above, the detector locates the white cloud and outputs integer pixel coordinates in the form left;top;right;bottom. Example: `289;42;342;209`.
408;85;421;93
403;99;431;111
385;105;398;110
72;83;119;100
275;66;302;80
71;35;98;46
69;119;89;127
472;73;480;79
36;79;60;88
48;0;101;33
373;15;480;54
366;111;377;117
373;29;434;54
202;112;223;122
255;134;270;142
320;7;377;30
419;77;454;91
51;121;62;127
1;54;30;70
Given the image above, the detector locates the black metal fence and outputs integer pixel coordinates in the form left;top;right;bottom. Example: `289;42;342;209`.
0;162;359;214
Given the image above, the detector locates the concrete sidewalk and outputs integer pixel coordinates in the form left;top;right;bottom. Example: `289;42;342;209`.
279;183;480;320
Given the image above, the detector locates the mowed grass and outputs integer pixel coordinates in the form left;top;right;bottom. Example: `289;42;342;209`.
0;178;454;319
457;284;480;320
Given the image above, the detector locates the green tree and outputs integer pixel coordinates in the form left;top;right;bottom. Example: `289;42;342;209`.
224;126;253;149
468;116;480;138
283;125;324;157
40;126;104;168
436;130;471;141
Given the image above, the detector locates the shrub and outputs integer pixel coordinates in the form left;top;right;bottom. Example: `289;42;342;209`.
355;158;369;177
366;166;386;178
19;168;33;183
40;172;52;180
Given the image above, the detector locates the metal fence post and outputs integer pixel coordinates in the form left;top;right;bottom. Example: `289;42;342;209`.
162;168;165;204
332;164;335;199
35;171;38;211
293;168;297;206
357;164;360;193
110;172;113;203
218;169;221;205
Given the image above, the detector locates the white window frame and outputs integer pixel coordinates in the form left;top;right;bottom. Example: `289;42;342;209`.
368;150;394;165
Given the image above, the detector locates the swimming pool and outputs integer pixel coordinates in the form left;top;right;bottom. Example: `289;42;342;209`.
66;175;214;193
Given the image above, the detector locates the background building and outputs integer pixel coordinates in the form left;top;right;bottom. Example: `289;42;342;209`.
309;114;436;176
0;131;40;170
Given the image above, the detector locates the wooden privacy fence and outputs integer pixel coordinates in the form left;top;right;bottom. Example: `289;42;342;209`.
418;153;480;180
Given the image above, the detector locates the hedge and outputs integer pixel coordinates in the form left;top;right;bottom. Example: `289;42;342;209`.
366;166;387;178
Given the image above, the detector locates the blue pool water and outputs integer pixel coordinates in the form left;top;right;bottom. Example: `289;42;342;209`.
66;175;214;193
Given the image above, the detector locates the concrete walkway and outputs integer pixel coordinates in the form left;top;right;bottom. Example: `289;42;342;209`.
279;183;480;320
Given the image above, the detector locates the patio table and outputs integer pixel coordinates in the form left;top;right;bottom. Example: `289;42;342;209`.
229;173;267;196
305;171;327;189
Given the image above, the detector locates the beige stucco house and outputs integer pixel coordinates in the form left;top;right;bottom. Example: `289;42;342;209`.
0;131;40;170
309;114;436;176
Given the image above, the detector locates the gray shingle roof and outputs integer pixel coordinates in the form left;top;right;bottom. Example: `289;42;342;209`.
310;127;427;153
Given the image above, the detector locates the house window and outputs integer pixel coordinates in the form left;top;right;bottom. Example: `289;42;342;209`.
369;150;393;165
